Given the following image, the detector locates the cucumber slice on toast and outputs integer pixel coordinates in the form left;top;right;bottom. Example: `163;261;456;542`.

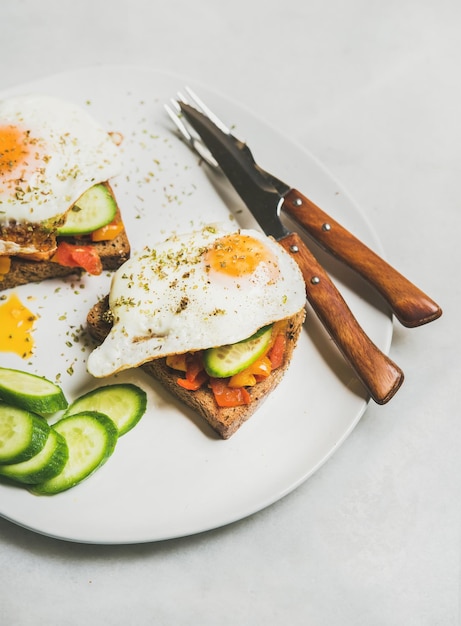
31;411;118;495
204;325;273;378
0;367;68;414
57;184;117;236
0;404;50;464
0;428;68;484
64;383;147;436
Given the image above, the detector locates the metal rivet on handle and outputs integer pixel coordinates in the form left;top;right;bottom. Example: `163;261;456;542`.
311;276;320;285
290;245;299;253
293;198;303;207
322;223;331;232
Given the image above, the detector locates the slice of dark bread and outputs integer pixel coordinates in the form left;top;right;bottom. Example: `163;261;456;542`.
0;183;130;290
87;295;306;438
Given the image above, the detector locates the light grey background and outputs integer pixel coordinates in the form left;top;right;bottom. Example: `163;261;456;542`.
1;1;459;624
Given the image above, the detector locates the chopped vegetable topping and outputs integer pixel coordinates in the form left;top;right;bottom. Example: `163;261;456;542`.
167;327;287;408
51;241;102;275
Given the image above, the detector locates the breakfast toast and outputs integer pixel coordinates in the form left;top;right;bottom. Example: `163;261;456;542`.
87;295;305;438
0;183;130;290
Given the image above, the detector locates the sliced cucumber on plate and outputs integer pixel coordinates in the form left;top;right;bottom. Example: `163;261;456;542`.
0;367;147;495
0;404;50;465
0;367;68;414
0;428;68;484
64;383;147;436
32;411;118;495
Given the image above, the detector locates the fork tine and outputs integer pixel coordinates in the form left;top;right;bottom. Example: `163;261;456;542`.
164;101;193;142
165;98;219;168
183;87;231;135
169;88;273;186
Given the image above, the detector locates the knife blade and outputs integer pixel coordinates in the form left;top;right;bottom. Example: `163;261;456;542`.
179;102;404;404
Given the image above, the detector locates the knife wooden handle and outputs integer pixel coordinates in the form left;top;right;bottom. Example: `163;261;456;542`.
282;189;442;327
279;232;404;404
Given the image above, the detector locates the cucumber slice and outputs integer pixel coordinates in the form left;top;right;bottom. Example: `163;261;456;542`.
57;184;117;236
64;383;147;436
0;428;68;484
31;411;118;495
204;325;273;378
0;404;50;465
0;367;68;414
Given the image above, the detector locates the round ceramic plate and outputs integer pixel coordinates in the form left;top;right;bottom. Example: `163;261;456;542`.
0;66;392;544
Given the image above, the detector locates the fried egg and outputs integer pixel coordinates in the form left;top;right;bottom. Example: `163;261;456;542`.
87;225;306;378
0;94;121;230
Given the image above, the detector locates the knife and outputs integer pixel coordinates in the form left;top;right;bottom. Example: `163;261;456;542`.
178;101;404;404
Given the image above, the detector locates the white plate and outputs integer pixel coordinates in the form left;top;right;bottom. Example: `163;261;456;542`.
0;65;392;544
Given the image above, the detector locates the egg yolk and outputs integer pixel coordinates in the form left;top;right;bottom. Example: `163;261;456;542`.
0;124;33;180
205;233;278;278
0;292;37;358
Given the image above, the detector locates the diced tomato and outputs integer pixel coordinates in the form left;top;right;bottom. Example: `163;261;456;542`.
177;370;208;391
268;333;286;369
174;352;208;390
209;378;251;407
91;214;124;242
185;352;205;383
52;241;102;275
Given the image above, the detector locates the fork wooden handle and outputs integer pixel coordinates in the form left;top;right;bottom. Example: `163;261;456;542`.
282;189;442;327
279;232;404;404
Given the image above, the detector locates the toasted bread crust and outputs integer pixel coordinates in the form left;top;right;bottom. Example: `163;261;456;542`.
0;183;130;290
87;295;306;438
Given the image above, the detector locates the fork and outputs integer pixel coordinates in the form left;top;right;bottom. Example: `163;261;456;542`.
165;89;220;168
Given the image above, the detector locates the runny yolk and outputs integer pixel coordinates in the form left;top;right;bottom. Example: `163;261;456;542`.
205;233;277;278
0;292;37;359
0;124;33;188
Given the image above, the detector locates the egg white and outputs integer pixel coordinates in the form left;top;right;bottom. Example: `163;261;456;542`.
87;225;306;378
0;94;122;226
